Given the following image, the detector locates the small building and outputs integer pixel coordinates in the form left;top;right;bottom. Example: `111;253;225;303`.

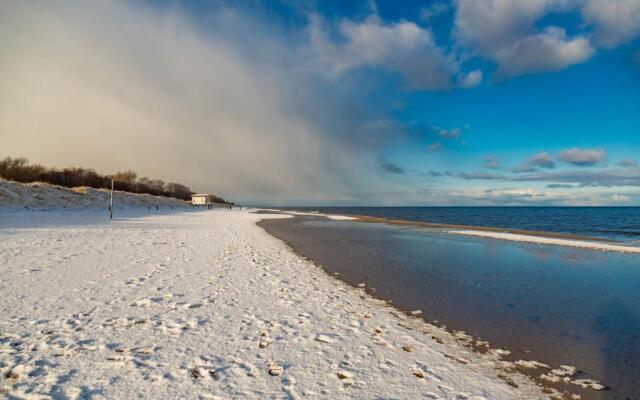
191;194;214;206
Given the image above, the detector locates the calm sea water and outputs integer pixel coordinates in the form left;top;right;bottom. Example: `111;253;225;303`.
259;214;640;400
288;207;640;243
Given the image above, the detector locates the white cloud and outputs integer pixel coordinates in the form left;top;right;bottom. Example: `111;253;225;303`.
446;186;568;205
513;151;556;172
0;0;401;205
438;127;462;139
558;148;607;166
528;152;556;168
582;0;640;48
484;187;539;197
494;27;593;78
427;142;443;151
454;0;594;78
458;69;483;87
447;164;640;188
308;14;459;90
420;3;450;21
440;186;639;206
483;155;501;169
610;193;631;202
620;159;639;168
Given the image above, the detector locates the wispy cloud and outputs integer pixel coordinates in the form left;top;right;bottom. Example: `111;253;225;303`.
547;183;574;189
449;167;640;188
438;127;462;139
458;69;483;88
558;148;607;166
420;3;450;21
482;155;501;170
513;152;556;172
344;186;640;206
379;159;405;174
619;159;638;168
427;142;444;152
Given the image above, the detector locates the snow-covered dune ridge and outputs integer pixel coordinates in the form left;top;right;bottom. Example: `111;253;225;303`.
0;179;189;210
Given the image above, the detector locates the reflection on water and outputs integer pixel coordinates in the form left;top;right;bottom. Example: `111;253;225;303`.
259;217;640;400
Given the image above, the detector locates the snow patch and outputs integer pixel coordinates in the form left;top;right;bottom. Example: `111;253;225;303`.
451;229;640;253
326;215;357;220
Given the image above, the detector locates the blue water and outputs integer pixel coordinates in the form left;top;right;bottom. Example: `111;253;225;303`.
288;207;640;243
260;213;640;399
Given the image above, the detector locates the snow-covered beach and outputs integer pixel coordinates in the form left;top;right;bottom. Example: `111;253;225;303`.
0;208;549;399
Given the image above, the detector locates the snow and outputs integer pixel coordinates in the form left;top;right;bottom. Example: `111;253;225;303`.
325;215;357;221
283;211;322;216
451;229;640;253
0;179;189;210
538;364;606;391
514;360;550;370
280;210;357;221
0;208;549;399
572;379;606;391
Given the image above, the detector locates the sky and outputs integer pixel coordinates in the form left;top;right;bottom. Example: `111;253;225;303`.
1;0;639;206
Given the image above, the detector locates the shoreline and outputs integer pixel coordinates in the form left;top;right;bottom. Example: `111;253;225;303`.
0;209;550;399
275;210;640;254
258;214;613;399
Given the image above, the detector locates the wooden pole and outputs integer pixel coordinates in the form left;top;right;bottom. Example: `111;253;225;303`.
110;179;114;219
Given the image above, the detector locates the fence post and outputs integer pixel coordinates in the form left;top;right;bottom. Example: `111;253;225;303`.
110;179;114;219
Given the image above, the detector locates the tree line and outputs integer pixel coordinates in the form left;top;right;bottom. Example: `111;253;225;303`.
0;157;226;203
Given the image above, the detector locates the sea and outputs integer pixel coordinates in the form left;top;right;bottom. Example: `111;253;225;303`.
291;206;640;243
259;207;640;400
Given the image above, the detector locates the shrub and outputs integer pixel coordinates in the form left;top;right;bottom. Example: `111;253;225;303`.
0;157;226;203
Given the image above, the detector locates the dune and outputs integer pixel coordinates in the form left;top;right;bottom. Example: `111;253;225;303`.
0;179;188;210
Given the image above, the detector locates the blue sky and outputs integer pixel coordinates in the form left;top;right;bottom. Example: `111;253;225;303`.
2;0;640;205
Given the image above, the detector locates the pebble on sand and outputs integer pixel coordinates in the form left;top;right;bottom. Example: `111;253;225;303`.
336;370;352;380
268;365;282;376
411;367;425;378
315;334;336;344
